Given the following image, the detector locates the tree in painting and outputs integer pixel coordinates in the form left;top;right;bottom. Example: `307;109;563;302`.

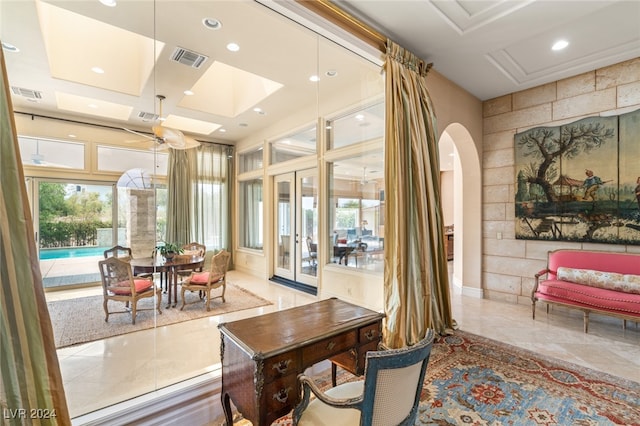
516;123;614;203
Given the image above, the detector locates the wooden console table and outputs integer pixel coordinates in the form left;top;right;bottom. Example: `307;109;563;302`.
218;298;384;426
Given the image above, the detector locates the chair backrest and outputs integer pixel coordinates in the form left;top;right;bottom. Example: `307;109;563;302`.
360;329;435;426
103;245;132;259
99;256;136;296
182;242;206;256
209;249;231;283
306;236;317;255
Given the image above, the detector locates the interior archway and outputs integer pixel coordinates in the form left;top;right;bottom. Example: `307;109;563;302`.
439;123;482;297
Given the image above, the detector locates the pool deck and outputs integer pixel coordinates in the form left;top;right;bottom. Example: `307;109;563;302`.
39;256;101;288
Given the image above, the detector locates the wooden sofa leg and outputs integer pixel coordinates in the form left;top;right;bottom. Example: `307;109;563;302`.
532;301;536;320
583;311;589;333
623;319;627;330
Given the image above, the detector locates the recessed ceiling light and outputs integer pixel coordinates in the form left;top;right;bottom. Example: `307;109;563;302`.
355;114;365;121
88;103;98;109
68;134;77;138
1;42;19;52
203;18;222;30
184;90;194;96
91;66;105;74
326;70;338;77
99;0;117;7
226;43;240;52
551;40;569;51
309;75;320;82
219;128;226;133
253;107;266;115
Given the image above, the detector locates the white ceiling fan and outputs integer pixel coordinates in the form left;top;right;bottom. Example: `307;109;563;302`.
124;95;200;151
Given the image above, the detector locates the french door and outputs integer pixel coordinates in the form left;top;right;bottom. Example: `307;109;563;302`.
273;169;318;288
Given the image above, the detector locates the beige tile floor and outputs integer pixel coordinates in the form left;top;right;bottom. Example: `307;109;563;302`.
48;266;640;420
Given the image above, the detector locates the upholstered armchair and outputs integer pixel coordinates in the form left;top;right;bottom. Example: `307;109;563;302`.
180;249;231;311
293;329;435;426
98;256;162;324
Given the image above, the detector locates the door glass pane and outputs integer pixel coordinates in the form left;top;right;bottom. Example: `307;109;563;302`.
38;181;113;288
277;180;292;270
300;174;318;278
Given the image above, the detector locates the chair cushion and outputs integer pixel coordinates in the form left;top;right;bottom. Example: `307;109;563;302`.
189;272;222;285
297;381;363;426
110;279;153;295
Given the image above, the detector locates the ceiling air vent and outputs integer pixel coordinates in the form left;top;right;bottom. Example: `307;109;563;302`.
11;86;43;100
170;47;208;69
137;111;160;122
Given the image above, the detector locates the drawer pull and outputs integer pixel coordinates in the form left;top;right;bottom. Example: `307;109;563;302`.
272;359;292;374
273;387;292;404
326;341;336;351
364;329;377;341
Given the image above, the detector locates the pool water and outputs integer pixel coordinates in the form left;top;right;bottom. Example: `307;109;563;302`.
39;246;110;260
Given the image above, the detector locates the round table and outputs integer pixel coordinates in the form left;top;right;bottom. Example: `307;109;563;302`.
130;255;205;308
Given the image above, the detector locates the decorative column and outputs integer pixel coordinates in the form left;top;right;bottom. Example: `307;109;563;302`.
126;189;156;258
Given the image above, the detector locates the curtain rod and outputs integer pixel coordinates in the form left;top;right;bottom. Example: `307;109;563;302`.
13;111;234;148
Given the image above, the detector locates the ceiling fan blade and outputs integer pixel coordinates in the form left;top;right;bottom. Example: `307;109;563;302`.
123;127;155;141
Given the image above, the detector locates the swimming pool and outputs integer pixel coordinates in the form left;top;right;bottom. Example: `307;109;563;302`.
39;246;110;260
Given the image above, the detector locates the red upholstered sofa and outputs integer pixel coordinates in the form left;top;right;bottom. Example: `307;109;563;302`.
532;249;640;332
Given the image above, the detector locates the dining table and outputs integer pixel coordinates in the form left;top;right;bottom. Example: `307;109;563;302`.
130;255;205;308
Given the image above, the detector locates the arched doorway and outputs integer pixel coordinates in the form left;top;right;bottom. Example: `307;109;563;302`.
439;123;482;297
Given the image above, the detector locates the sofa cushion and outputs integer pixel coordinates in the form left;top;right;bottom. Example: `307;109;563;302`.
557;267;640;294
536;280;640;316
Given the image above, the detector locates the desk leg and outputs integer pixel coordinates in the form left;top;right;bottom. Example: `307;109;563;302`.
331;362;337;387
222;392;233;426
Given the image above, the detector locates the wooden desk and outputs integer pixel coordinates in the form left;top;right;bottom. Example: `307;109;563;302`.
130;255;204;308
218;298;384;426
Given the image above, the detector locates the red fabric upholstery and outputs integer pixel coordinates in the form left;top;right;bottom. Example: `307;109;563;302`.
536;279;640;316
110;279;153;295
546;250;640;280
189;272;222;285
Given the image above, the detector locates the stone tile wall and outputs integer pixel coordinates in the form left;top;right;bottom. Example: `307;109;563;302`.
482;57;640;305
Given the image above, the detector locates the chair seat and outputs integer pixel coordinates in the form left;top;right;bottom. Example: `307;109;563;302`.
297;381;363;426
188;271;222;285
110;279;153;295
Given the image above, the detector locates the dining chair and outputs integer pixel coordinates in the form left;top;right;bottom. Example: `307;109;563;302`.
103;244;154;280
180;249;231;311
293;329;435;426
306;236;317;268
176;241;206;278
103;244;133;259
98;256;162;324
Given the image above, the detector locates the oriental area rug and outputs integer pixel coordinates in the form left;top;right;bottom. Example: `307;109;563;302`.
47;283;272;348
258;330;640;426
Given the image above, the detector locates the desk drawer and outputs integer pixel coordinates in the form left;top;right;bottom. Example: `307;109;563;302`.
359;322;381;343
303;331;357;366
262;374;299;421
263;351;300;383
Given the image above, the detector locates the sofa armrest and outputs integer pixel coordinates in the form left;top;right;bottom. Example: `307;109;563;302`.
532;268;550;298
